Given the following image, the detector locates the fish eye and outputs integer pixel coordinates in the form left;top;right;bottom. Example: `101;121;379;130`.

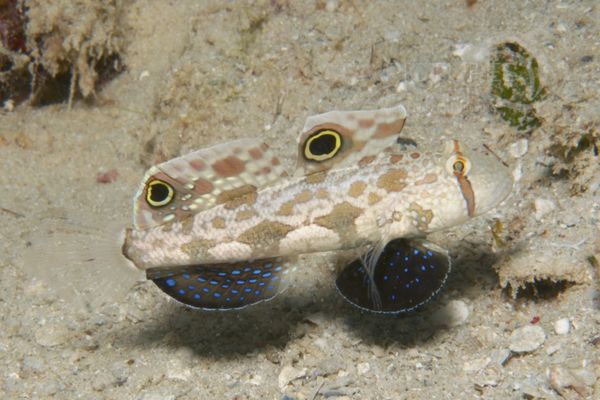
453;160;465;173
146;179;175;207
304;129;342;162
446;156;471;177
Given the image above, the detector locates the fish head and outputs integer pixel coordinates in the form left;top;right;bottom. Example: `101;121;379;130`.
430;139;513;229
382;139;513;237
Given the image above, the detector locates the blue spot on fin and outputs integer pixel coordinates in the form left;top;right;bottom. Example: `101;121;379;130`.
147;257;291;310
335;239;450;313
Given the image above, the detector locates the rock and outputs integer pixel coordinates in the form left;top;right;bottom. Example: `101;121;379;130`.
509;139;529;158
545;343;561;355
111;362;130;386
490;349;511;366
21;356;44;375
463;357;490;373
554;318;570;335
549;365;591;398
430;300;469;327
534;198;556;221
452;43;489;62
278;366;307;390
316;358;343;377
34;324;71;347
509;325;546;353
137;393;176;400
356;362;370;375
164;357;192;381
247;374;263;386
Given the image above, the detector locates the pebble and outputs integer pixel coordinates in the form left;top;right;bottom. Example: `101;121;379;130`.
549;365;591;398
278;366;307;390
165;359;191;381
452;43;489;62
554;318;570;335
34;324;71;347
545;343;561;355
356;362;370;375
509;139;529;158
509;325;546;353
463;357;490;373
317;357;343;377
490;349;511;366
138;393;176;400
534;198;556;221
246;374;263;386
111;362;130;386
430;300;469;327
22;356;44;375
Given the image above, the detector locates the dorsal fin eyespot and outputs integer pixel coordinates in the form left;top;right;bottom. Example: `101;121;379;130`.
133;139;286;230
295;104;407;176
303;127;347;162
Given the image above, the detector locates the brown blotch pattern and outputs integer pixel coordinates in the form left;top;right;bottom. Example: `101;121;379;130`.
211;216;226;229
181;239;217;260
305;171;327;184
194;178;214;194
358;155;376;167
189;159;206;170
415;173;438;185
410;152;420;159
237;221;294;247
348;181;367;198
316;188;329;199
248;147;263;160
217;185;258;210
294;190;313;204
376;169;408;192
390;154;403;164
235;208;258;222
276;201;295;217
409;202;434;231
276;190;313;216
212;156;245;177
358;119;375;128
373;119;405;138
368;192;382;205
315;202;363;241
179;214;196;235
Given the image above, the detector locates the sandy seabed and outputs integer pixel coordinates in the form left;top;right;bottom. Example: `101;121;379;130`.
1;1;599;399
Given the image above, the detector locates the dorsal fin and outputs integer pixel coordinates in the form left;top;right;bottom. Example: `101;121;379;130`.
133;139;287;229
294;104;407;176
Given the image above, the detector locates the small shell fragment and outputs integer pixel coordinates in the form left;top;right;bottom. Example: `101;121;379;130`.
554;318;570;335
509;325;546;353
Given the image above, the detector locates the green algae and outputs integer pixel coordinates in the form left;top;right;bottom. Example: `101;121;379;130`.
491;42;547;131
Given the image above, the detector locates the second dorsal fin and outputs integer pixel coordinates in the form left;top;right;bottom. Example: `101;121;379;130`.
294;104;407;176
133;139;287;229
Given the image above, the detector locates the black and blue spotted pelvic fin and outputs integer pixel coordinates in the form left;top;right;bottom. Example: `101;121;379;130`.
335;239;451;313
147;257;292;310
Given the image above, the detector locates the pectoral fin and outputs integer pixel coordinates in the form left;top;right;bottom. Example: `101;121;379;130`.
335;239;450;313
147;257;292;310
